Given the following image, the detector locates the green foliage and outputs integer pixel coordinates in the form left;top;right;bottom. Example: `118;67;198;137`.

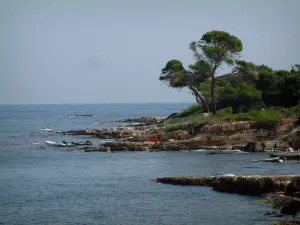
255;65;300;107
231;113;255;121
217;82;262;113
159;60;187;88
200;30;243;53
216;107;233;115
159;30;300;113
250;109;284;128
189;30;244;114
173;105;204;118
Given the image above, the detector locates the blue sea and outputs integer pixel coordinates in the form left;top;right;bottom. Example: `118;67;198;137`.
0;104;299;225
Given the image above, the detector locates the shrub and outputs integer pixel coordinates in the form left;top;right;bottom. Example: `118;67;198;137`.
232;113;255;121
250;109;284;128
174;105;204;118
216;107;233;115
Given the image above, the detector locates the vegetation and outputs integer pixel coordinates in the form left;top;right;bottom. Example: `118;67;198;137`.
173;105;204;118
159;30;300;117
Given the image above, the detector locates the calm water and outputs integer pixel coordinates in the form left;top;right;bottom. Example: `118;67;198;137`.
0;104;299;225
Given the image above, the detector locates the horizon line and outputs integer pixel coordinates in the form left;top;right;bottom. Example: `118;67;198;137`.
0;101;195;105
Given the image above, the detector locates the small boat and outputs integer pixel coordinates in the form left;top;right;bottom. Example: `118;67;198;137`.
69;114;94;117
45;141;73;147
269;151;300;159
43;127;53;132
263;157;283;163
71;140;93;146
45;140;66;147
206;150;243;155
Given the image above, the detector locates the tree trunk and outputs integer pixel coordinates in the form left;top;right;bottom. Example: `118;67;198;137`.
189;86;210;113
210;76;216;114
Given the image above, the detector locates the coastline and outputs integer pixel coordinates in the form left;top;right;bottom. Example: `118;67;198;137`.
62;116;299;153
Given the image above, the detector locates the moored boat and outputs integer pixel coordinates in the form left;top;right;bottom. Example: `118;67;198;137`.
206;150;244;155
263;157;283;163
71;140;93;146
45;140;74;147
45;140;66;147
268;151;300;160
42;127;53;132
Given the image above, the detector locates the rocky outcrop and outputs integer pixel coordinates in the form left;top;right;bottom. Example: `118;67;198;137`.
115;116;166;125
243;140;286;152
156;175;300;196
66;119;298;152
99;138;231;152
100;141;157;152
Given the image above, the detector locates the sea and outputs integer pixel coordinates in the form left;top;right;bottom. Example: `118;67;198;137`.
0;103;299;225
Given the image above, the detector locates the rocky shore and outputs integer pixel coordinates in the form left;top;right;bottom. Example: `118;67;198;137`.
156;175;300;224
63;116;300;152
61;115;300;223
52;112;300;155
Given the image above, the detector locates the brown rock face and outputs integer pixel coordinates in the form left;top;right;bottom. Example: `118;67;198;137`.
201;121;252;134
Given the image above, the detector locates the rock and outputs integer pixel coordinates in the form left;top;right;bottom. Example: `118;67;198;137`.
115;116;163;125
201;121;251;134
285;177;300;196
156;176;214;186
271;196;298;208
156;175;300;196
274;220;300;225
160;130;191;141
292;192;300;198
264;211;284;217
280;204;300;215
100;141;156;152
243;142;264;152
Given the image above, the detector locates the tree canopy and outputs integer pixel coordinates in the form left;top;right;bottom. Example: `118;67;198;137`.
159;30;300;114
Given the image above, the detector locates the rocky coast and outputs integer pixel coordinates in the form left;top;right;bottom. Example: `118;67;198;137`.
62;115;300;223
155;175;300;224
64;116;300;153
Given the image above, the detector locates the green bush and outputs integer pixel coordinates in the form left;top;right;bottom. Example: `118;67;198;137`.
174;105;204;118
232;113;255;121
216;107;233;115
250;109;284;128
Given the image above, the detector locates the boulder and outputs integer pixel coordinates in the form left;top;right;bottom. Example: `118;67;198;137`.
285;177;300;196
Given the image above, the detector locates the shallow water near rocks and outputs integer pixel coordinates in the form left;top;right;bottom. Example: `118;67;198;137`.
0;104;299;225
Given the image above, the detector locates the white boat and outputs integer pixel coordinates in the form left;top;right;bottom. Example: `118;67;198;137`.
43;127;53;132
206;150;244;155
45;140;67;147
263;157;283;163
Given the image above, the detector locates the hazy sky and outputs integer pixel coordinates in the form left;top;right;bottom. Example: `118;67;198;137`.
1;0;299;104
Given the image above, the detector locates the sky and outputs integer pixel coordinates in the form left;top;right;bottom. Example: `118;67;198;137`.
0;0;299;104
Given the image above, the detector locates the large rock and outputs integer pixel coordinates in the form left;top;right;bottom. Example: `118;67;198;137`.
100;141;156;152
285;176;300;196
156;175;300;196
